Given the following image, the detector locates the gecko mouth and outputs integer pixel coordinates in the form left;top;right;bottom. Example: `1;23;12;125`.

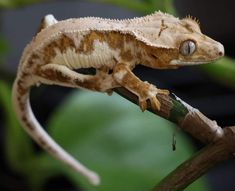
169;58;220;66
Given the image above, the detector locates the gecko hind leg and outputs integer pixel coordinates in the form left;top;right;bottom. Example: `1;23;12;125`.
39;64;116;93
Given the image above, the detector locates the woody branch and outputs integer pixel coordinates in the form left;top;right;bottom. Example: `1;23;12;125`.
115;87;235;191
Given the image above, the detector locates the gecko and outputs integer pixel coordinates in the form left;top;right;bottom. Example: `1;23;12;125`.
12;11;224;186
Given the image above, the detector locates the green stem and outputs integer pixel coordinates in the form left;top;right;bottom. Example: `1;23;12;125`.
200;57;235;89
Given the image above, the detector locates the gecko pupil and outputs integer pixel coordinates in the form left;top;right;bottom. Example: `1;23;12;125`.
187;43;190;54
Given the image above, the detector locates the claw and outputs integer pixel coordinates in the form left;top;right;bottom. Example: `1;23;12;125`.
139;99;147;112
157;89;169;95
106;89;113;96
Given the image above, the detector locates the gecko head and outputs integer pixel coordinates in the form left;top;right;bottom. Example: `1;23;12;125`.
138;12;224;68
169;16;224;66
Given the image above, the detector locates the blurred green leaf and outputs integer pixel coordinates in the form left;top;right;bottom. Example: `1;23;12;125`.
0;34;8;64
0;0;42;8
28;91;208;191
200;57;235;89
95;0;175;14
0;81;34;173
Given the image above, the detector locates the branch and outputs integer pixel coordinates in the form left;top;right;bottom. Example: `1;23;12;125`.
153;126;235;191
115;87;224;143
114;87;235;191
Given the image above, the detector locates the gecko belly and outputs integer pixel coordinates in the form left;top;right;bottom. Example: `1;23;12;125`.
51;40;119;70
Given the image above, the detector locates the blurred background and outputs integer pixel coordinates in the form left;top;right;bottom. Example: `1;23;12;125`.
0;0;235;190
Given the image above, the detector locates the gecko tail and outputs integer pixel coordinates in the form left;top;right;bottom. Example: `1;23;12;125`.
12;78;100;186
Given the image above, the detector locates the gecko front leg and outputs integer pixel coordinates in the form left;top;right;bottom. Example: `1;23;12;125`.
113;63;169;111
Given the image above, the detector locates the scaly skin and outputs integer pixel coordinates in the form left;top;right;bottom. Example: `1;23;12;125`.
12;12;224;185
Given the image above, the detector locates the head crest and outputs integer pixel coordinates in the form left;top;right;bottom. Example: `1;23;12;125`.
184;14;200;26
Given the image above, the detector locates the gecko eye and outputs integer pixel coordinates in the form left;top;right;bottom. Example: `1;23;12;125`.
180;40;196;56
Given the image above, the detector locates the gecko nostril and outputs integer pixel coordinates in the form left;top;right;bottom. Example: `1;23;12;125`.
217;43;224;57
218;51;223;56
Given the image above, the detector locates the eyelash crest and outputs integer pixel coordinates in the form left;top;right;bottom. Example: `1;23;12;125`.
184;15;200;26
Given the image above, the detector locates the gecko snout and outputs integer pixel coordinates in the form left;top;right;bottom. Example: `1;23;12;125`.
216;42;224;57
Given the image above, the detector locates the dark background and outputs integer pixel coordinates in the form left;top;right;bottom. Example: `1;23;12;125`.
0;0;235;190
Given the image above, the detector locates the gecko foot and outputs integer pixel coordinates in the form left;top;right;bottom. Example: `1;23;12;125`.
106;89;113;96
138;84;169;112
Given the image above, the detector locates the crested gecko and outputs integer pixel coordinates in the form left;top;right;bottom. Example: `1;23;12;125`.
12;12;224;185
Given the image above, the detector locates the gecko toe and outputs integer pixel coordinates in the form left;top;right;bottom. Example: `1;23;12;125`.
150;97;161;111
139;99;147;112
157;89;169;95
106;89;113;96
